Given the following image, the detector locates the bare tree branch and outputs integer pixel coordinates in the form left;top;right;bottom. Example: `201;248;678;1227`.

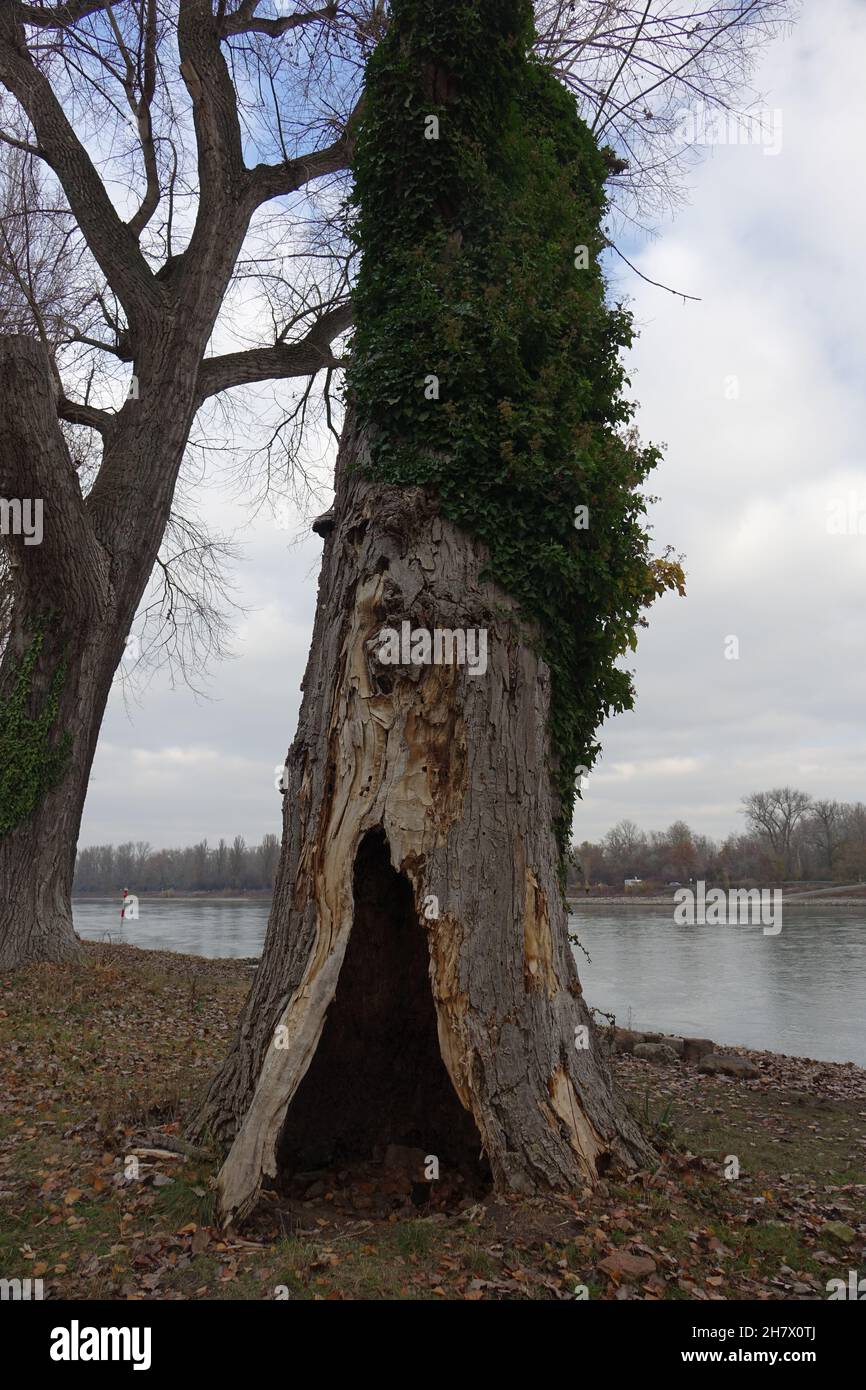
195;297;352;403
0;334;108;614
17;1;119;29
0;2;163;326
248;98;363;208
105;0;161;239
605;239;701;301
177;0;246;221
220;1;339;39
0;125;43;157
57;391;112;431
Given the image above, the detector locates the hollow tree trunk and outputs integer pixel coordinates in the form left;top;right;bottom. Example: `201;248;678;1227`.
193;413;653;1225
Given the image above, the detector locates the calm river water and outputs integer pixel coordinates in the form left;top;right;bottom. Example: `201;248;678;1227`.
72;898;866;1067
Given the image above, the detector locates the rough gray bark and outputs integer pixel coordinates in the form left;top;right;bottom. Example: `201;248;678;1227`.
0;621;112;970
193;413;653;1225
0;333;190;968
0;336;108;966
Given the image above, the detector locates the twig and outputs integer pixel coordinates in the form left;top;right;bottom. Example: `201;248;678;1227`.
606;240;701;301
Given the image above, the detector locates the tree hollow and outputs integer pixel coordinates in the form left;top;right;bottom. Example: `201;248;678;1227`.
277;826;488;1181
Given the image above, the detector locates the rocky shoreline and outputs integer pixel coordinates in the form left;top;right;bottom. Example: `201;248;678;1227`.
605;1025;866;1093
606;1026;759;1074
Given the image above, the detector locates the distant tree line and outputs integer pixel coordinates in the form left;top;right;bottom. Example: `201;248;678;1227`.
76;787;866;895
570;788;866;888
73;836;280;895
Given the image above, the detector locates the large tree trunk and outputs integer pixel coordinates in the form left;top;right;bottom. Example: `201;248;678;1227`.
0;615;121;969
0;335;196;968
0;337;111;966
0;207;271;968
193;414;653;1225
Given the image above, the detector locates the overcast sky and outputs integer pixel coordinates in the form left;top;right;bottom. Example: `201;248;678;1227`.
79;0;866;853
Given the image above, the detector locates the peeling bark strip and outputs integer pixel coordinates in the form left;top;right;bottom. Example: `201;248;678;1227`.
195;418;652;1226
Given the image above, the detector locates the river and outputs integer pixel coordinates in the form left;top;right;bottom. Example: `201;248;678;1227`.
72;897;866;1067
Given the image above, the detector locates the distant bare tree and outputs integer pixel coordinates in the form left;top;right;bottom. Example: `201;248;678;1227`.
834;802;866;883
741;787;812;876
604;818;649;880
804;798;845;875
229;833;247;889
256;830;279;885
659;818;697;881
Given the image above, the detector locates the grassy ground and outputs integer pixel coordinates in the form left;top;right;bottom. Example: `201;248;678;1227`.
1;942;863;1301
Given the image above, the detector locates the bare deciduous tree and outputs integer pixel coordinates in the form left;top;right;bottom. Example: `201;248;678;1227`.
805;798;846;876
741;787;812;876
0;0;363;967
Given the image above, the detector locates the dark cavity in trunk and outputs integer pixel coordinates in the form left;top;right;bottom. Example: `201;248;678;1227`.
276;827;489;1184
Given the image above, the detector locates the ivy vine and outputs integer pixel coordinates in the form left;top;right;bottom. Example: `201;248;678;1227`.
0;622;72;838
348;0;684;860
